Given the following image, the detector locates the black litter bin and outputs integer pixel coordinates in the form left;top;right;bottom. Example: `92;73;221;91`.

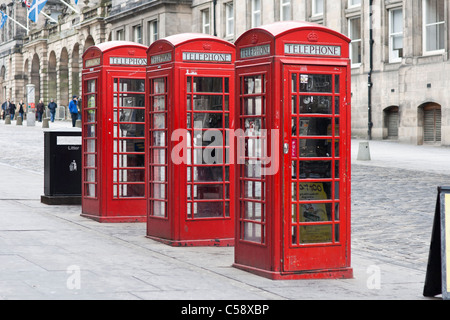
41;128;82;205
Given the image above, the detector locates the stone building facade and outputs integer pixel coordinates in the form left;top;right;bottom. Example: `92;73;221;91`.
0;0;449;145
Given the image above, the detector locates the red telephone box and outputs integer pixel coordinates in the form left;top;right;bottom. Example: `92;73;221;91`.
233;21;353;279
146;33;235;246
81;41;148;223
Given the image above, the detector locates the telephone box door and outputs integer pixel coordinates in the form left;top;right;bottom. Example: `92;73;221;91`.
147;70;171;239
107;71;147;205
283;64;350;272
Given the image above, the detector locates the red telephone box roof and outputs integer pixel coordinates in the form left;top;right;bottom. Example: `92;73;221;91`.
147;33;235;66
148;33;234;49
236;21;350;43
84;41;148;55
82;41;148;69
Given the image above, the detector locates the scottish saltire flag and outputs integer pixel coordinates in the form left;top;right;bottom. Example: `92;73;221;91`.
28;0;48;23
0;11;7;29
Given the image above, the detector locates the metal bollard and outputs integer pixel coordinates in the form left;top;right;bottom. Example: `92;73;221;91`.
357;141;371;161
42;118;50;129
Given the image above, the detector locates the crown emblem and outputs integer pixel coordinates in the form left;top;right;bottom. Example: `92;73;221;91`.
307;32;319;42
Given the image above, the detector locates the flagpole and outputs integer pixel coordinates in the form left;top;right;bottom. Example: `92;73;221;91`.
41;11;58;23
3;12;29;32
59;0;80;14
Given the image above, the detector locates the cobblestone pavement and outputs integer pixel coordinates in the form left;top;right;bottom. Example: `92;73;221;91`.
351;164;449;272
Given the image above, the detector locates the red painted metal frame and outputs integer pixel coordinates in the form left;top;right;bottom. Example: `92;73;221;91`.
81;41;148;223
233;22;353;279
146;34;236;246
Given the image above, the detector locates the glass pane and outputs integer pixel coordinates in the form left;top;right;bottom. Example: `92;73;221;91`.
426;0;445;24
244;75;263;94
192;184;224;200
119;94;145;108
245;160;261;178
119;79;145;92
116;169;145;182
426;24;445;51
244;97;263;115
119;109;145;123
193;201;223;218
152;201;166;217
87;80;96;93
153;96;165;111
117;124;145;137
86;140;95;153
335;75;340;93
192;148;224;165
86;124;96;137
193;166;228;182
85;183;96;197
118;139;145;153
298;118;332;136
299;160;332;179
299;139;332;158
152;131;166;147
116;154;145;168
245;201;262;220
243;222;262;242
300;74;332;93
193;113;223;128
153;183;166;200
85;93;96;108
86;109;96;123
117;184;145;197
244;118;263;136
299;224;332;244
153;114;166;129
85;169;96;182
193;77;223;93
153;166;166;182
300;96;332;114
299;182;334;200
152;149;166;164
193;95;224;111
153;78;165;94
244;181;263;199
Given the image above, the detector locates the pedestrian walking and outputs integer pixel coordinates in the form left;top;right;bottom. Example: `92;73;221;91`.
18;100;25;120
36;99;45;122
2;98;10;120
47;99;57;122
9;100;16;121
69;95;78;127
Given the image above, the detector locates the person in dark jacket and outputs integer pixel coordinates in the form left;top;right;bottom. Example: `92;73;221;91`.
18;100;25;120
47;99;57;122
36;99;45;122
9;100;16;121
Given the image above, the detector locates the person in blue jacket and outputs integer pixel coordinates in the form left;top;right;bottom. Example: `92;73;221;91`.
69;95;78;127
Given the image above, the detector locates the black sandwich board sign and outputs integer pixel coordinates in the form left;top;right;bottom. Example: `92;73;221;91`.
423;186;450;300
